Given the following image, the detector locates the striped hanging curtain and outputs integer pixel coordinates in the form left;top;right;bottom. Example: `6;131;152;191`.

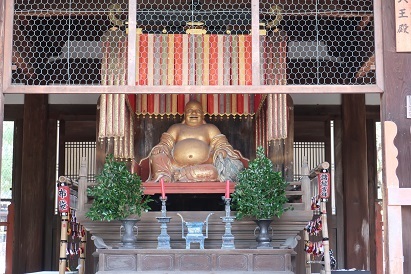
256;31;288;144
99;31;288;159
99;28;134;159
133;33;263;117
132;93;264;117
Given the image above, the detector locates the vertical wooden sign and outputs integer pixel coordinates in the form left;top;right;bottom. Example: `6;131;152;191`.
57;183;70;214
318;171;330;199
395;0;411;52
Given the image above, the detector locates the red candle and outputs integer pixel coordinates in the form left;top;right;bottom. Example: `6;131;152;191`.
160;178;166;199
225;180;230;199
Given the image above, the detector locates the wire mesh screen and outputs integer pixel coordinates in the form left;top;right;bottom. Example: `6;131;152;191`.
133;0;253;87
64;141;96;183
293;141;325;181
12;1;127;85
12;0;375;86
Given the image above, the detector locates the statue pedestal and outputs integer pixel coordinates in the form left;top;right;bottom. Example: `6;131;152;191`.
142;181;236;195
95;248;294;274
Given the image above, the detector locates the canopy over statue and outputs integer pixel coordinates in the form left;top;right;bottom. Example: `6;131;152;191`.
148;100;246;183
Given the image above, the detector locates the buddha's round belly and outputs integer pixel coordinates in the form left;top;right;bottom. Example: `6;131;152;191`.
173;139;210;165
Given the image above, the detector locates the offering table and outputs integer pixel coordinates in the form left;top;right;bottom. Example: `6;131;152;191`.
95;248;294;274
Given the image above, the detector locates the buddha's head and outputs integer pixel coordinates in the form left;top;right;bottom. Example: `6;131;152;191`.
183;100;205;126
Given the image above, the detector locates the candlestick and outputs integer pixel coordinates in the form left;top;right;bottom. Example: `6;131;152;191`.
225;180;230;199
160;178;166;199
221;196;236;249
156;196;171;249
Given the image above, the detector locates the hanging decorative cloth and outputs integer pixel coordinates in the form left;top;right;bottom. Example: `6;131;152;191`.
98;26;289;158
99;25;134;159
305;216;323;236
98;94;134;160
304;240;325;257
266;93;288;140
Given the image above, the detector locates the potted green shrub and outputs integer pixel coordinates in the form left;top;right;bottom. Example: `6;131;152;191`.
86;154;152;248
231;146;290;248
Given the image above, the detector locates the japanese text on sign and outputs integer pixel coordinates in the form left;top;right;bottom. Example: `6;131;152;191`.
58;184;70;214
317;172;330;199
396;0;411;52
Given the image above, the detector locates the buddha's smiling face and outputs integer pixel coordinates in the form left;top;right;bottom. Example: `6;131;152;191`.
184;101;204;126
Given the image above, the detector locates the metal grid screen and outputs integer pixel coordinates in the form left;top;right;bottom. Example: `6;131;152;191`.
64;141;96;183
12;0;375;86
293;141;325;180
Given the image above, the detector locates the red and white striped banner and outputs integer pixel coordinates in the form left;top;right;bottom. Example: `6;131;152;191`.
133;34;260;116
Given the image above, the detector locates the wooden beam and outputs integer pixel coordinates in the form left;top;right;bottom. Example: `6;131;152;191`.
0;1;6;270
380;0;411;272
2;0;13;91
373;0;384;90
4;84;384;94
251;0;260;85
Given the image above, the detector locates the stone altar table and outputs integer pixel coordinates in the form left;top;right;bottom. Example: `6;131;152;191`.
95;248;294;274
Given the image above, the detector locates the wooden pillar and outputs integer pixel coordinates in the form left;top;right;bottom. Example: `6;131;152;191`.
284;95;294;182
0;1;7;271
0;0;5;95
366;119;378;274
16;95;48;273
333;119;345;269
375;202;383;274
381;1;411;273
342;94;370;269
11;119;23;274
44;119;58;270
0;0;5;178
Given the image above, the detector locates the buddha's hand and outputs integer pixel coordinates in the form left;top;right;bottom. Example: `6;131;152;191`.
151;133;175;155
151;144;170;155
214;148;227;159
172;169;184;181
157;175;171;183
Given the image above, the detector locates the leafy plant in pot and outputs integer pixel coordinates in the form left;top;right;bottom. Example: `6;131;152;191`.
231;146;291;249
86;154;152;249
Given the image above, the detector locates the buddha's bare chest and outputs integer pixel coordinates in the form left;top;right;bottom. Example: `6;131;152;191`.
176;126;210;142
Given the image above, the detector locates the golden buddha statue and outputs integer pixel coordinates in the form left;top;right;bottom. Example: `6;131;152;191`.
149;100;245;182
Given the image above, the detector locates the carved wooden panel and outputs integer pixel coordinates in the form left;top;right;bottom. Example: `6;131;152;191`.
179;254;212;271
216;254;248;271
97;249;294;273
141;254;174;271
254;254;287;271
104;254;137;271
